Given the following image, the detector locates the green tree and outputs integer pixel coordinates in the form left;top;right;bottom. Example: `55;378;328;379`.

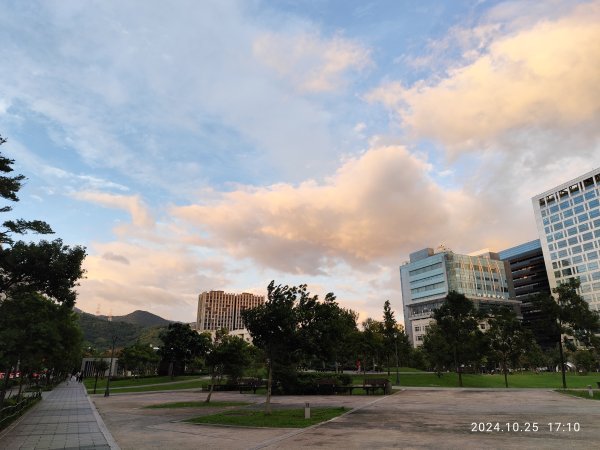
530;278;600;388
0;289;82;405
518;340;546;372
487;307;530;388
0;135;53;244
382;300;396;375
421;323;452;376
242;281;301;414
204;330;252;403
158;323;211;377
573;350;597;374
296;292;358;372
0;239;86;307
433;291;484;387
92;359;110;394
359;318;385;372
119;342;160;376
0;136;86;307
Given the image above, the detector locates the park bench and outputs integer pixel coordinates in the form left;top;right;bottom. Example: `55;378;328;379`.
316;378;338;395
202;383;237;391
363;378;390;395
237;378;264;394
316;378;359;395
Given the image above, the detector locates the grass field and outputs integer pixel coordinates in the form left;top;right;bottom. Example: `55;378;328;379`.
556;389;600;400
186;407;348;428
357;372;600;389
85;371;600;394
84;375;205;393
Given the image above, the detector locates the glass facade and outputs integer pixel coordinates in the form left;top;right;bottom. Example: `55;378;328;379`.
400;247;516;346
533;169;600;311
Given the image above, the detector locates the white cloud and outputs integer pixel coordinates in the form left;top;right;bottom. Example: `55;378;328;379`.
172;143;540;275
367;1;600;156
253;31;371;92
73;192;154;228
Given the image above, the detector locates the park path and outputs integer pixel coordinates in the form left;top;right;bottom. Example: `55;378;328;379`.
0;381;119;449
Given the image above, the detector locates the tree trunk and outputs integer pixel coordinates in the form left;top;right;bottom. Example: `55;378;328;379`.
453;348;462;387
0;365;13;409
93;370;99;394
205;368;216;403
558;338;567;389
17;370;26;400
265;360;272;415
503;359;508;388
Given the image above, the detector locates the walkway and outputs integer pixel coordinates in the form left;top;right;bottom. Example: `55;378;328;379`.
0;381;119;450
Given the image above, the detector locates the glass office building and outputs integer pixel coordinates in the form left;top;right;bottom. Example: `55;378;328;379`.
400;246;518;347
532;168;600;312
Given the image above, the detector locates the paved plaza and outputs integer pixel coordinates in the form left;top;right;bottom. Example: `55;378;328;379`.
91;388;600;449
1;384;599;449
0;382;119;450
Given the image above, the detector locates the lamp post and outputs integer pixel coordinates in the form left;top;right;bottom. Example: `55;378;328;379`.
394;332;400;386
104;335;117;397
168;347;174;380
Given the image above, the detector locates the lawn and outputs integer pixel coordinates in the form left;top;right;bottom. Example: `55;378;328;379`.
85;371;600;394
556;389;600;400
145;401;250;409
85;375;206;394
186;407;347;428
353;372;600;389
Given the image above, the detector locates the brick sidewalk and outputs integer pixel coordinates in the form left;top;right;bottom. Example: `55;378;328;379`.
0;381;119;449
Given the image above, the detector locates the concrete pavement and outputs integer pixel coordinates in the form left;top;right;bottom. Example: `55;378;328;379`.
0;381;119;450
92;388;600;449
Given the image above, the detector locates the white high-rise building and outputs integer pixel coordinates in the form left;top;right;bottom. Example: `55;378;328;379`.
532;168;600;312
196;290;264;332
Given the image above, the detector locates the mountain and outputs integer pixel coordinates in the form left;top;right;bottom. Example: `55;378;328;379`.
113;310;172;327
75;309;174;351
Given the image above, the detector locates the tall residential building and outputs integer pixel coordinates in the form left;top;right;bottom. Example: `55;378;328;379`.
532;168;600;313
196;291;264;332
498;240;554;349
400;246;518;347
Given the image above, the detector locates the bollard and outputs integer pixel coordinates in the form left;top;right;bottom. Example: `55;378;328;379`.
588;385;593;398
305;402;310;419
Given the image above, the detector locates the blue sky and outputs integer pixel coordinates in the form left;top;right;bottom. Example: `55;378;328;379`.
1;0;599;323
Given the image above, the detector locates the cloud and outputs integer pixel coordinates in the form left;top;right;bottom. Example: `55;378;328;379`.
253;31;371;92
73;192;154;228
101;252;130;265
0;0;352;187
173;144;534;275
367;1;600;155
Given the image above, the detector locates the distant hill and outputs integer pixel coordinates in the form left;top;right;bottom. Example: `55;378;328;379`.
113;310;172;327
75;309;174;351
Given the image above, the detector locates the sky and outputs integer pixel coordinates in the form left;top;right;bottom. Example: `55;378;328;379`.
1;0;599;324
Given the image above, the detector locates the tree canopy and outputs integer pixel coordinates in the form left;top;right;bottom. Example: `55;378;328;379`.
431;291;485;387
530;278;600;388
0;135;86;307
158;323;211;376
242;281;358;412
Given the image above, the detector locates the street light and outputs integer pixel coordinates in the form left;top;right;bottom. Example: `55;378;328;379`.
168;347;174;380
104;335;117;397
394;332;400;386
